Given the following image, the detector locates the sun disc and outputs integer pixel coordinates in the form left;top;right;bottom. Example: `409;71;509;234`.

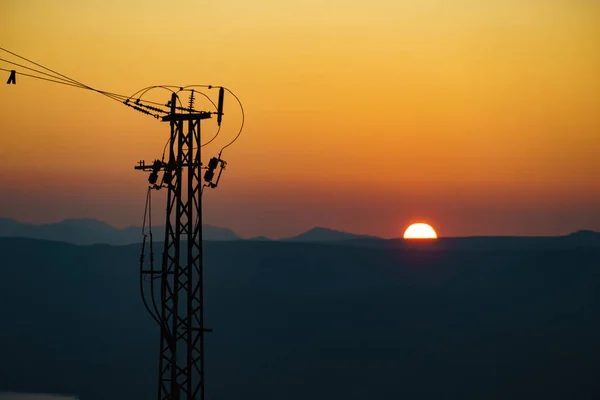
403;223;438;239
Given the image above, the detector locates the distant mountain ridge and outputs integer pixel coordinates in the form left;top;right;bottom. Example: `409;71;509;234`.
0;218;240;245
344;232;600;251
283;227;600;250
1;217;599;249
283;226;381;242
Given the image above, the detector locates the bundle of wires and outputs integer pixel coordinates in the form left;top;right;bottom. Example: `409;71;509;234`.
0;46;245;155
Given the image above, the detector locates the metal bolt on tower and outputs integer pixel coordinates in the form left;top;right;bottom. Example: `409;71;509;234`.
136;89;226;400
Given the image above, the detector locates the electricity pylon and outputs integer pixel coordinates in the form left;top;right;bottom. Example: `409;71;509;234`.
136;90;226;400
2;47;237;400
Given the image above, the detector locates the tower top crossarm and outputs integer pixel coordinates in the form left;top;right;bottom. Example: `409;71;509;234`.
162;111;212;122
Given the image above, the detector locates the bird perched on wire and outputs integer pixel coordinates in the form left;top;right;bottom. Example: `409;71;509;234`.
6;69;16;84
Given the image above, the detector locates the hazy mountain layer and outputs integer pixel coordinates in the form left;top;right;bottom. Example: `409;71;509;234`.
1;218;599;250
0;218;240;245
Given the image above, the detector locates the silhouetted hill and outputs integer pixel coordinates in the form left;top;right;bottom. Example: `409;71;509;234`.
565;230;600;244
0;218;240;245
343;233;600;251
0;393;77;400
60;218;116;232
199;224;241;241
2;218;598;250
0;238;599;400
283;227;600;250
248;235;272;241
283;226;380;242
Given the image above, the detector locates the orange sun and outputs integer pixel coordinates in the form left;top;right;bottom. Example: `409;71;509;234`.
403;223;438;239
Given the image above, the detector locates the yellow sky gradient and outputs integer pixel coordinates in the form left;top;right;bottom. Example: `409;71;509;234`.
1;0;599;237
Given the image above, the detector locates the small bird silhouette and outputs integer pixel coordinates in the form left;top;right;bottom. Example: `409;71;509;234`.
6;70;16;84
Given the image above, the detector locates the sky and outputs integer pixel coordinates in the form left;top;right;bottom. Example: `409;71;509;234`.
0;0;599;238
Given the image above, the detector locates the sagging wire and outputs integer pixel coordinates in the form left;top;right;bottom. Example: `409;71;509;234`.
124;85;216;121
201;125;221;148
175;87;218;112
0;47;89;88
217;86;245;154
177;84;245;160
137;181;175;341
156;87;222;151
139;187;161;325
161;136;171;163
0;47;173;119
146;188;163;323
0;57;85;84
127;85;184;109
166;85;241;193
1;49;238;128
0;46;127;105
201;183;210;196
0;66;82;88
2;48;228;345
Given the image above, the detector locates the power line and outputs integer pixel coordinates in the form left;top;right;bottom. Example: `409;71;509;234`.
0;46;121;103
0;57;81;85
201;125;221;148
0;66;83;88
1;48;246;140
1;47;139;107
3;47;245;400
0;46;84;87
178;85;246;154
218;87;245;153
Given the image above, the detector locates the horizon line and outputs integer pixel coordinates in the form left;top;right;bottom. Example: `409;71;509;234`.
0;216;598;241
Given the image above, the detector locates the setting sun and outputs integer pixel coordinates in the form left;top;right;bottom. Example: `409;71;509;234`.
403;223;438;239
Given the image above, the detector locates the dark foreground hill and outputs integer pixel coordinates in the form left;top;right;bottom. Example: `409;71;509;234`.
0;238;599;400
340;230;600;250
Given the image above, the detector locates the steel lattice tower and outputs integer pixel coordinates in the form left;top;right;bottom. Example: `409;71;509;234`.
138;92;214;400
0;46;236;400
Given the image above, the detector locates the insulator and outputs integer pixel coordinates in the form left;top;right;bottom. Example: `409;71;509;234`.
155;106;167;113
204;169;215;182
188;90;195;111
124;98;166;119
133;105;151;115
207;157;219;169
148;160;162;184
217;87;224;126
140;104;168;113
176;106;197;113
163;169;171;183
148;171;158;185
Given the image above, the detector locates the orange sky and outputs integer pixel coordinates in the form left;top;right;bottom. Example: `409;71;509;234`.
1;0;599;238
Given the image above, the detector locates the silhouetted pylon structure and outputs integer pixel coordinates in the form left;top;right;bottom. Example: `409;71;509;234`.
136;90;225;400
1;47;238;400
